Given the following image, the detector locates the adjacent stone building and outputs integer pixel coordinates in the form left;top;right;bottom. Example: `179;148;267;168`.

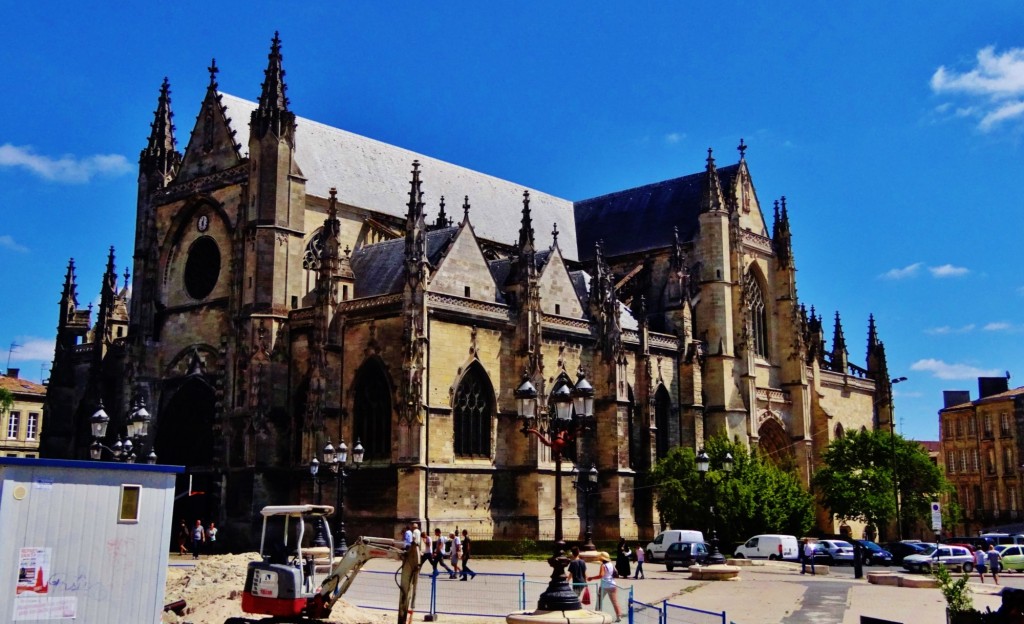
41;34;895;547
1;370;46;458
940;376;1024;535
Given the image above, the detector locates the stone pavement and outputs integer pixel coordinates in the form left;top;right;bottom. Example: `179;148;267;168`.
416;558;1008;623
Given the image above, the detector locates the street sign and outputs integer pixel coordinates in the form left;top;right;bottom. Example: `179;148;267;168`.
931;501;942;531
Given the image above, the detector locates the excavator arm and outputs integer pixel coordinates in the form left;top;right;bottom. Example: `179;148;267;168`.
306;537;420;623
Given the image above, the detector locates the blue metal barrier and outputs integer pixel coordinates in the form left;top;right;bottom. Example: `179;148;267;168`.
629;597;664;624
663;600;727;624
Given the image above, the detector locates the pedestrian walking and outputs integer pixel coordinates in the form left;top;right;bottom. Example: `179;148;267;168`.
633;545;645;579
191;519;205;560
615;538;632;578
988;544;1003;585
177;520;188;556
974;547;987;583
801;539;816;575
588;552;622;622
207;522;218;555
403;522;414;548
419;532;434;572
460;529;476;580
449;532;461;579
567;546;587;596
433;528;454;577
411;521;422;546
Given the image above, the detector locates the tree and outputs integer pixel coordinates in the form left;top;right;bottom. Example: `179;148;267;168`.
811;429;952;539
0;387;12;417
650;437;814;548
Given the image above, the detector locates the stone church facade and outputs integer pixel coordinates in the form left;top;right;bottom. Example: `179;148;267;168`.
42;35;895;547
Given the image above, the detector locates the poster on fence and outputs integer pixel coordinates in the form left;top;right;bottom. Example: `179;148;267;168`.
15;548;50;595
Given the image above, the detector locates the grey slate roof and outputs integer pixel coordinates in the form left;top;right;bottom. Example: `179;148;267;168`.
219;93;578;261
573;165;739;262
350;227;460;298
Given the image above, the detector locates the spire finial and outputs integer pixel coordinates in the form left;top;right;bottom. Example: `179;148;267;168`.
551;222;559;247
707;147;714;166
208;58;219;88
738;138;747;161
434;195;449;229
517;190;535;254
140;77;180;178
462;195;471;223
700;147;724;213
123;266;130;291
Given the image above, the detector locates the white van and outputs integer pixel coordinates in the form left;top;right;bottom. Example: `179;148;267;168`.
733;534;799;560
980;533;1024;546
646;529;705;562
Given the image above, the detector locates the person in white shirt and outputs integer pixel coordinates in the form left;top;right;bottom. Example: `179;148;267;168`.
587;552;621;622
433;528;454;577
450;532;462;579
801;539;816;575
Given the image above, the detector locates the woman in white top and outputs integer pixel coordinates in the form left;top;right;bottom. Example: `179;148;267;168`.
587;552;622;622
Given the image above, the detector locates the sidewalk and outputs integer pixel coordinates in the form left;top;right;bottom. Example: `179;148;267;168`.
415;558;1007;623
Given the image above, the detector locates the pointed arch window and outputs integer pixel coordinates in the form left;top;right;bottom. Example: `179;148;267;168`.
353;359;393;461
303;228;324;270
454;362;494;458
834;423;845;439
744;271;769;359
654;385;671;459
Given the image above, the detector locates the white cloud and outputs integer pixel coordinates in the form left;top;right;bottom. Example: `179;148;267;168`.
0;235;28;253
910;358;1002;380
880;262;922;280
925;324;975;335
984;322;1012;331
0;144;131;183
928;264;969;278
7;337;54;364
664;132;685;145
931;46;1024;132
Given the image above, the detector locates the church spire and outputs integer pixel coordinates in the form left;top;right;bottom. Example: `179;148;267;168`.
139;77;181;183
700;148;725;214
518;190;535;256
252;32;294;140
433;196;451;229
59;259;79;327
404;161;427;270
831;311;848;372
772;196;794;268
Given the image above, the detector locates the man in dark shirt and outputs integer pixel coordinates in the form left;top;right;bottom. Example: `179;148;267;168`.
460;529;476;580
567;546;587;596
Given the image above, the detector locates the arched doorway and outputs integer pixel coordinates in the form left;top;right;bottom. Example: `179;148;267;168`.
758;417;791;466
352;358;393;461
156;377;217;547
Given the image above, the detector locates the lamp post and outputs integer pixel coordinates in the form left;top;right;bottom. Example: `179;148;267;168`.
89;397;157;464
696;447;733;565
312;437;364;555
515;369;595;612
571;464;599;552
890;376;907;540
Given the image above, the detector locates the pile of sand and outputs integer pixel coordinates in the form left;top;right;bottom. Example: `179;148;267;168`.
162;554;395;624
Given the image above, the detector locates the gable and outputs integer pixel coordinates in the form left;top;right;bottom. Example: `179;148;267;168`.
429;225;497;302
537;248;584;318
727;162;769;238
176;91;245;183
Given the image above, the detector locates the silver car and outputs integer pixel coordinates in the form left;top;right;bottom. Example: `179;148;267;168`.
818;540;856;565
902;545;974;573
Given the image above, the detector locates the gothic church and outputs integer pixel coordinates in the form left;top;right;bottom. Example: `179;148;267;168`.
42;35;895;547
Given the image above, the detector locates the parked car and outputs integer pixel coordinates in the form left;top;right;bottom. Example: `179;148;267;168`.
998;545;1024;572
902;545;973;573
646;530;705;562
807;542;833;563
853;539;893;566
732;535;800;560
883;541;928;564
663;541;711;571
981;533;1024;546
817;540;856;565
943;536;992;552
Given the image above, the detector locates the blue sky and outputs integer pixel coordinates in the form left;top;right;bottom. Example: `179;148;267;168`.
1;2;1021;442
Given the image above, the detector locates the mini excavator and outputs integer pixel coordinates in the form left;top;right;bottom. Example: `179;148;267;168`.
225;505;419;624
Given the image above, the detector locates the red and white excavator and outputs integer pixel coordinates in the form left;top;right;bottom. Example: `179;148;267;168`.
225;504;419;624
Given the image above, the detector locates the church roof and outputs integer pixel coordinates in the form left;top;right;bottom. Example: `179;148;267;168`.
349;227;460;298
573;164;740;261
219;93;578;261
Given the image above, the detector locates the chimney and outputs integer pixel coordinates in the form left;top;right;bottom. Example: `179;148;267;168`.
943;390;971;408
979;377;1009;399
6;368;19;379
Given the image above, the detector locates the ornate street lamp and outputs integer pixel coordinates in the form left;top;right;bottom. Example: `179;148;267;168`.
312;436;364;555
572;464;599;552
890;376;907;540
89;397;157;464
696;448;733;565
515;369;596;613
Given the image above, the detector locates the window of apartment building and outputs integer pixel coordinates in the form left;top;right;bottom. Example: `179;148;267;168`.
6;411;19;439
968;417;977;436
960;449;968;472
991;487;1000;513
962;487;971;511
1012;488;1019;513
973;449;980;472
1001;412;1012;436
1005;446;1014;476
26;413;38;440
947;451;956;473
988;449;997;475
955;418;963;438
985;414;993;437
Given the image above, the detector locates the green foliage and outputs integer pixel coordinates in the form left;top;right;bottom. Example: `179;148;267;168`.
0;388;12;416
933;565;973;614
510;537;537;558
649;437;814;547
811;429;950;534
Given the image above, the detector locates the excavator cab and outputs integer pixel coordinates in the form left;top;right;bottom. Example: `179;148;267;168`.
240;504;335;618
231;504;420;624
